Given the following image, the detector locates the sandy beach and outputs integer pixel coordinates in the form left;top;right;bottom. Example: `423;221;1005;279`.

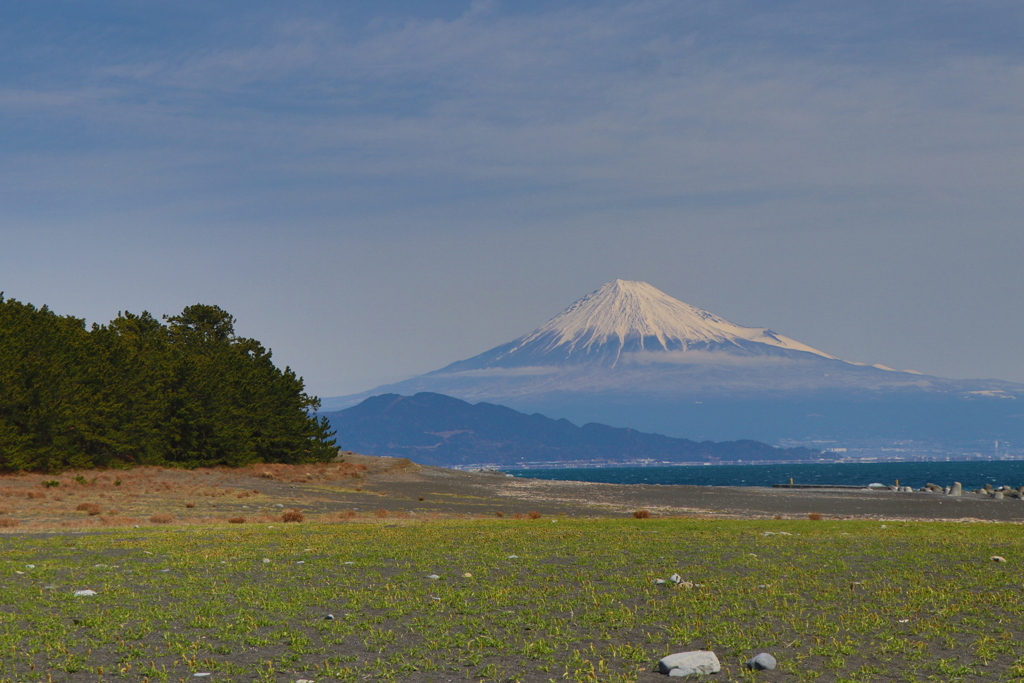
2;453;1023;529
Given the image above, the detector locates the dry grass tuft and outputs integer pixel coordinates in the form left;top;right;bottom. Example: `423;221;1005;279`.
77;503;103;515
808;512;823;521
26;491;46;500
149;514;174;524
282;509;304;523
0;517;19;528
527;510;542;519
374;509;388;518
495;511;504;518
227;516;246;524
184;502;196;508
633;509;652;519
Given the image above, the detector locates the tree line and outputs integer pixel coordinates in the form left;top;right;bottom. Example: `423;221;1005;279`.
0;295;337;472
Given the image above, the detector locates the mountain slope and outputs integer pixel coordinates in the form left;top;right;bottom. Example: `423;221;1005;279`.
441;279;836;369
323;281;1024;451
323;392;819;467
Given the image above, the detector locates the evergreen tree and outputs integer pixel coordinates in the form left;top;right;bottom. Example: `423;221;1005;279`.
0;296;336;472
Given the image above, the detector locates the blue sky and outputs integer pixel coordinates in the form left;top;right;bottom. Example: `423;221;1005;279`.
2;0;1023;397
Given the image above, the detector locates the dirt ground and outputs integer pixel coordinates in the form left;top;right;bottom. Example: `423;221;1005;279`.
1;452;1023;531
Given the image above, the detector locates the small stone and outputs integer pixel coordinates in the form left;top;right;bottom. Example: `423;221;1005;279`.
275;504;285;508
654;579;667;585
745;653;776;670
324;614;334;620
342;561;355;565
657;651;721;676
994;491;1005;500
296;680;315;683
73;589;97;596
462;572;472;578
669;573;683;584
261;558;271;563
427;574;440;580
25;565;34;569
506;555;519;559
991;556;1007;563
192;674;211;678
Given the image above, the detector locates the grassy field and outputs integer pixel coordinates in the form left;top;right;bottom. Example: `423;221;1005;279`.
1;518;1023;682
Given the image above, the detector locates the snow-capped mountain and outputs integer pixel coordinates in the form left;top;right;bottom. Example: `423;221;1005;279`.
441;279;836;369
324;280;1024;452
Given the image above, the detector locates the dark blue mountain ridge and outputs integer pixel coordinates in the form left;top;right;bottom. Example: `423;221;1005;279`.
322;392;819;468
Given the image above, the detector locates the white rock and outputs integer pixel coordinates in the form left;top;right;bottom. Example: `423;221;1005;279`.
506;555;519;559
745;653;776;670
427;574;440;580
73;590;97;597
262;558;271;563
658;651;720;676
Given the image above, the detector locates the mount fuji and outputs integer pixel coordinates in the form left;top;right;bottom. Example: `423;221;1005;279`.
325;280;1024;453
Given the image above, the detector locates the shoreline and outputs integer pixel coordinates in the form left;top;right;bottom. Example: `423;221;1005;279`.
2;454;1024;530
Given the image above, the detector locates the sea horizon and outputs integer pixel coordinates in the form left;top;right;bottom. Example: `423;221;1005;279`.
503;459;1024;492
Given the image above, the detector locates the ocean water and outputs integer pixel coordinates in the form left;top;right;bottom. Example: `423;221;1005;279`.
511;461;1024;492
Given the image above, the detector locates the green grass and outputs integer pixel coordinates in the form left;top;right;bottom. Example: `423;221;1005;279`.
0;518;1023;682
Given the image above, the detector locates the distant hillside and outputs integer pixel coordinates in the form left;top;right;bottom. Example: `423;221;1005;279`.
322;392;819;468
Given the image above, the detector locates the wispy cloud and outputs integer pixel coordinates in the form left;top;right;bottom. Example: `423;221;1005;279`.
2;1;1024;392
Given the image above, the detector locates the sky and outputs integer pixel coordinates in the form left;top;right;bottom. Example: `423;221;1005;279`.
2;0;1023;398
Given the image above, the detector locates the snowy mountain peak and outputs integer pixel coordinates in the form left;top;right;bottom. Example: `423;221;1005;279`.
512;280;836;362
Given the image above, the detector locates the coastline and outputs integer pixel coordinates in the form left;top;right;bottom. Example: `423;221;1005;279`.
3;453;1024;530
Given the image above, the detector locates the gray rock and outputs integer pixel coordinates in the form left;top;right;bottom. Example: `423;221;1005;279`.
994;491;1004;500
949;482;962;497
657;651;720;676
991;556;1007;563
745;653;777;670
